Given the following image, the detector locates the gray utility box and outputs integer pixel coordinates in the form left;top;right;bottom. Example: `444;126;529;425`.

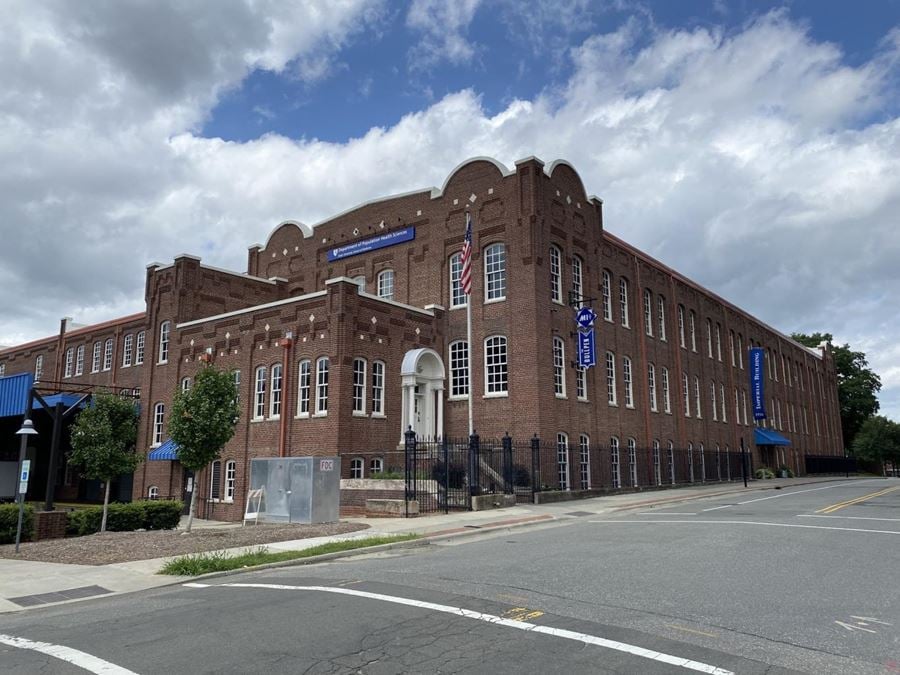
248;457;340;524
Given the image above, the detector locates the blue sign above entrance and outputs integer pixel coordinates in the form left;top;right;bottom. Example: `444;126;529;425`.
327;226;415;262
575;307;597;329
578;329;596;368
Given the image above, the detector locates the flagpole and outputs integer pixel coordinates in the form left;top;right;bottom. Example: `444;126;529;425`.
467;282;474;437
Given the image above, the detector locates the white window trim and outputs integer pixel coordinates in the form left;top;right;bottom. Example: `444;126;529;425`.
484;242;507;304
158;321;170;364
483;335;509;398
550;245;563;305
448;340;469;401
371;360;386;417
553;336;566;399
269;363;283;419
224;460;236;503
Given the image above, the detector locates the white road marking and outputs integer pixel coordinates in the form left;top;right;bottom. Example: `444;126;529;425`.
701;505;734;512
187;583;733;675
590;519;900;535
636;512;698;515
798;514;900;523
182;582;211;587
736;483;868;505
0;633;139;675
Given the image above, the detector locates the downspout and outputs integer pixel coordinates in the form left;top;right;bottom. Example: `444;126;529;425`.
279;333;293;457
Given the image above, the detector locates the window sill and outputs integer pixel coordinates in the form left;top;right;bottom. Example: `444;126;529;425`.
269;415;281;421
313;412;328;418
577;397;589;403
150;443;161;449
352;411;367;417
483;392;509;399
448;395;468;401
122;364;131;369
484;297;506;305
450;304;467;311
295;413;310;419
555;394;567;400
250;417;265;423
625;404;635;409
223;499;234;504
552;298;564;306
157;361;168;366
370;413;386;419
608;402;618;407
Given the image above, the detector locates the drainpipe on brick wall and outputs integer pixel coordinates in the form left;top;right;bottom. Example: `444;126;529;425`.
279;334;293;457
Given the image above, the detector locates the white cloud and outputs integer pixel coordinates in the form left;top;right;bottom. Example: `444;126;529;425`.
2;7;900;424
406;0;482;70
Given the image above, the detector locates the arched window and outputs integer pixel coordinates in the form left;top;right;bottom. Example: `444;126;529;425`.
699;442;706;481
667;441;675;485
449;252;467;308
606;351;617;406
270;363;283;418
711;381;718;421
352;358;367;414
682;373;690;417
75;345;85;376
572;255;583;308
729;329;736;366
602;270;613;321
316;357;329;414
677;305;686;348
622;356;634;408
628;438;637;486
619;278;630;327
653;440;661;486
694;376;702;418
552;337;565;398
352;276;365;293
721;383;727;423
148;486;159;500
648;363;657;411
706;318;714;358
449;341;469;398
92;341;102;373
103;338;113;371
350;458;364;479
610;436;621;489
689;311;697;352
550;245;562;303
716;323;722;361
576;366;587;401
557;433;569;490
371;361;385;416
225;460;236;502
484;336;508;395
370;457;384;475
210;460;222;500
297;360;311;416
579;434;590;490
687;442;694;482
484;243;506;301
158;321;170;364
657;296;666;341
136;331;145;365
181;377;191;392
123;334;133;367
253;366;266;419
64;348;74;378
152;402;165;446
643;289;653;336
377;269;394;300
737;333;744;369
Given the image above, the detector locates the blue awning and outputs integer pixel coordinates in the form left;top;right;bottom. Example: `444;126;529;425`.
148;439;179;461
0;373;34;417
754;428;791;446
33;393;89;411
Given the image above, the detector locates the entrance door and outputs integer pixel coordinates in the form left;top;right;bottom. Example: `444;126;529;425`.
181;469;194;515
400;348;446;443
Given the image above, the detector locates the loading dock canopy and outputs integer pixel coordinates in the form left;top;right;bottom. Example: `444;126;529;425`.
754;428;791;446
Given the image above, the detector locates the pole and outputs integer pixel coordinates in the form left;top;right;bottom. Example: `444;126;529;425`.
466;291;473;436
43;401;65;511
15;389;35;553
740;436;748;488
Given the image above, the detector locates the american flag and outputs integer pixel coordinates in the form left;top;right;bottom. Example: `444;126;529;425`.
461;212;473;296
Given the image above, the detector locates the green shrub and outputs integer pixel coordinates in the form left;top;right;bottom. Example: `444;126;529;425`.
512;464;531;488
0;503;34;544
370;470;403;480
755;467;776;480
431;461;467;489
66;500;183;536
777;466;796;478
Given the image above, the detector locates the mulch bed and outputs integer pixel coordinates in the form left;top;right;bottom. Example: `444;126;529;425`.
0;521;370;566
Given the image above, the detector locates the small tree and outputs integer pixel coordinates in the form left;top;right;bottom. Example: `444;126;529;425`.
852;416;900;474
69;392;141;533
168;365;239;532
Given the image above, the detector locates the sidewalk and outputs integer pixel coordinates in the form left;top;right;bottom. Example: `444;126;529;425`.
0;475;869;613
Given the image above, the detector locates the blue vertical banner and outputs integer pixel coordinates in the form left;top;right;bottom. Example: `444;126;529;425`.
578;329;596;368
749;347;767;420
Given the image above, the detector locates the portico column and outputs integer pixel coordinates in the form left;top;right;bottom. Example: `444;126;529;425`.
436;387;444;439
407;383;417;437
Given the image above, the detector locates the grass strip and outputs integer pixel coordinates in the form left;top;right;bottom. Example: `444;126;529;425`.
159;534;420;576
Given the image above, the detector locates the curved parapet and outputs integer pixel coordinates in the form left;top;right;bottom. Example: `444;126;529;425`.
260;220;313;252
545;159;588;202
433;156;513;199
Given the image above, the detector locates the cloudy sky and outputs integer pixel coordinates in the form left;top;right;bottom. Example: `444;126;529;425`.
2;0;899;418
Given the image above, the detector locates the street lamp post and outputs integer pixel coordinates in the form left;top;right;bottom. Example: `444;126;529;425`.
15;417;39;553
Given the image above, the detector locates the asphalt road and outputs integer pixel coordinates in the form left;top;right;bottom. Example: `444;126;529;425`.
1;477;898;675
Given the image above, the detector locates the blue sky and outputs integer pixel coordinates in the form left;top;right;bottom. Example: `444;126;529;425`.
2;0;900;420
203;1;900;144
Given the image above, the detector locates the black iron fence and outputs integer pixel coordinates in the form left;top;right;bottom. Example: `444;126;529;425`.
398;430;758;515
805;454;857;475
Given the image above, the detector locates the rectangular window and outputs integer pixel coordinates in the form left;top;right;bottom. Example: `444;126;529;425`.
158;322;170;364
694;376;702;418
75;345;84;376
0;363;5;376
716;323;722;361
64;349;73;378
606;352;617;405
377;270;394;300
297;361;311;416
450;253;467;308
224;461;236;502
579;435;590;490
92;342;101;373
484;336;508;395
153;403;164;446
661;367;671;413
254;367;266;419
35;355;43;380
623;356;634;408
270;364;283;418
734;387;740;425
233;370;241;405
707;319;713;358
737;334;744;369
316;358;329;414
648;364;657;411
657;296;666;341
572;256;583;308
602;271;612;322
371;361;385;415
553;338;566;398
576;366;587;401
610;439;620;489
449;341;469;398
485;243;506;301
678;306;686;348
352;358;366;414
628;439;637;487
123;334;133;367
682;374;690;417
103;339;113;371
619;279;630;327
550;245;562;303
720;383;727;423
643;289;653;336
711;381;718;421
136;331;145;365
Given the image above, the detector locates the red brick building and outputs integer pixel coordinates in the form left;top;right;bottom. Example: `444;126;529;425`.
0;156;843;518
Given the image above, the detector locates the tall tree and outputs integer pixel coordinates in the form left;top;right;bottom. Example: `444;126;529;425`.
168;365;239;532
851;416;900;472
69;392;141;532
792;332;881;449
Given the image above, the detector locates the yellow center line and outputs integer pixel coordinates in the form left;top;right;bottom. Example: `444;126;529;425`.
816;486;900;514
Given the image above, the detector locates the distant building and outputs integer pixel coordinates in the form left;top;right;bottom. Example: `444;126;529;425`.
0;156;843;519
